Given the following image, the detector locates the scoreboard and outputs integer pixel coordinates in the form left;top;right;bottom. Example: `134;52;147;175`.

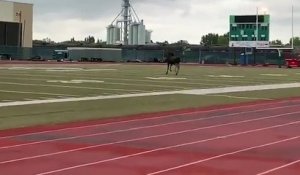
229;15;270;48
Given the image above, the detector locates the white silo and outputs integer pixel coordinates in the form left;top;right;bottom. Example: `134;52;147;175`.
145;30;152;44
128;24;133;45
132;23;138;45
137;21;146;45
106;25;121;45
113;27;121;43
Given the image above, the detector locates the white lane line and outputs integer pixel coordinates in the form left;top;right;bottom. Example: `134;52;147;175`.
0;101;299;140
1;111;300;164
147;136;300;175
34;122;300;175
0;90;78;97
1;83;300;108
1;105;300;150
256;160;300;175
208;94;273;101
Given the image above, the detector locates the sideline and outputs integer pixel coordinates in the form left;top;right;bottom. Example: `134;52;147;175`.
1;83;300;108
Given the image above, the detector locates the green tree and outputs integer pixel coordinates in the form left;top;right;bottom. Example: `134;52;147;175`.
270;39;283;46
201;33;219;46
84;36;95;44
290;37;300;46
218;33;229;46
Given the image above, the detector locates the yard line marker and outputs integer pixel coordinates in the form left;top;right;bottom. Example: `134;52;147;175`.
2;114;300;165
0;81;148;93
1;101;300;140
24;99;37;101
1;100;14;102
257;159;300;175
34;123;300;175
0;90;78;97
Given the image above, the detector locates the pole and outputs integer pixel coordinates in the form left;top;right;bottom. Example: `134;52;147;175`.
291;5;294;49
16;11;22;47
123;0;130;45
256;7;259;44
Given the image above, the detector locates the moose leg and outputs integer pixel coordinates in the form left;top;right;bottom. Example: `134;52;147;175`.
175;64;180;76
166;64;169;75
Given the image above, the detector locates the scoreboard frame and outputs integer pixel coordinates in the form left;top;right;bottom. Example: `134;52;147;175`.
229;15;270;48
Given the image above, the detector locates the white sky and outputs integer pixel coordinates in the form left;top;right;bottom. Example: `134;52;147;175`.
9;0;299;44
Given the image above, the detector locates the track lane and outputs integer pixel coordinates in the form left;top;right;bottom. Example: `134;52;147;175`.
1;114;300;175
1;98;300;139
0;105;299;164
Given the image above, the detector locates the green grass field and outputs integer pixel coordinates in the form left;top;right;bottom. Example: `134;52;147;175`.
1;63;300;130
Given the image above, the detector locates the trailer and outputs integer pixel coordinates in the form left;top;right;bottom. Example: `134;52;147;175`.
67;47;122;62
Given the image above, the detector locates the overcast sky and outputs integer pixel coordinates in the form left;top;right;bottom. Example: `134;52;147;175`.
9;0;299;44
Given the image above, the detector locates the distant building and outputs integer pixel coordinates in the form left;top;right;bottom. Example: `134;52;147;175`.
0;1;33;48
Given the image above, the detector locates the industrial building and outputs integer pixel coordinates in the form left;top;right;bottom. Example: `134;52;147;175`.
0;1;33;48
107;0;152;45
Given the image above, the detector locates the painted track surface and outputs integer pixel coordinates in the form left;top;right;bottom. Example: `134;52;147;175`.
0;99;300;175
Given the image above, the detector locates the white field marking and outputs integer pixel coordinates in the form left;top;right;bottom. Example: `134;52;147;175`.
1;100;14;102
47;80;104;84
2;112;300;165
179;83;300;95
34;122;300;175
256;160;300;175
7;67;117;72
208;95;273;101
0;89;78;97
208;75;245;78
0;76;189;89
45;69;117;72
146;77;187;80
147;135;300;175
24;99;37;101
0;73;231;87
38;97;57;100
261;74;288;77
1;107;300;151
8;67;81;71
1;98;299;140
81;69;117;72
0;81;147;93
0;82;300;108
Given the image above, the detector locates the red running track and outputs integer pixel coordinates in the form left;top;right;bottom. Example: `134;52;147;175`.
0;99;300;175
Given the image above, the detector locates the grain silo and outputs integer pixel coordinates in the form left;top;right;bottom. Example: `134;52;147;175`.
106;25;121;45
128;20;148;45
107;0;152;45
145;30;152;44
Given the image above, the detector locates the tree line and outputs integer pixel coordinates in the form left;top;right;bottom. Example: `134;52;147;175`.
33;34;300;47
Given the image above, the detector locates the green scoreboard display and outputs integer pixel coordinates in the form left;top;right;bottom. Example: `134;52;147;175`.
229;15;270;48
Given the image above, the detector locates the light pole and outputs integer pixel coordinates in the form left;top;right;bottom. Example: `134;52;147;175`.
16;11;22;47
199;42;202;64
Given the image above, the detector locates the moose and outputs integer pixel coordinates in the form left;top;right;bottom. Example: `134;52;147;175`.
165;52;181;75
